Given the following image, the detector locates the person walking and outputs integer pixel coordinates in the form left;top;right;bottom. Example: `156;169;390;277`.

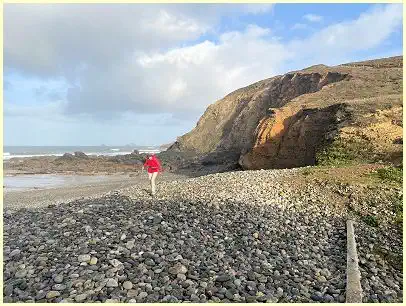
143;154;162;196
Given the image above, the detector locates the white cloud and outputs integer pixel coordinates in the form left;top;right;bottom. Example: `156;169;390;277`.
303;14;323;23
5;3;403;123
5;4;212;78
141;9;208;40
290;4;402;63
62;24;290;118
5;4;274;77
66;4;402;118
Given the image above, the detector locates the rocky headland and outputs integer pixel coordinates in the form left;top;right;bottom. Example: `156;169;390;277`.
168;56;402;173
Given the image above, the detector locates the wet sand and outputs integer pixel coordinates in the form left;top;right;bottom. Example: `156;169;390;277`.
3;172;188;210
4;174;116;192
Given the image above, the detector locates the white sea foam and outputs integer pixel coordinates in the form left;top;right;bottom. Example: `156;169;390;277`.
3;153;64;160
3;150;161;160
138;149;161;154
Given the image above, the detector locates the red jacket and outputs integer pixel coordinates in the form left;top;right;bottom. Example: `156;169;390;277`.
143;155;162;173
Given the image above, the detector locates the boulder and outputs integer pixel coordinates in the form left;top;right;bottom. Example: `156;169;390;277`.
74;151;88;158
61;153;75;160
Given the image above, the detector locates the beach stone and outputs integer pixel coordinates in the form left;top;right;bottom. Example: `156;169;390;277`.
15;269;28;278
321;268;332;278
54;275;64;283
4;284;14;296
46;291;61;299
123;281;133;290
78;254;91;262
190;294;199;301
127;289;138;298
162;295;179;302
311;294;323;301
75;294;88;302
109;259;123;268
258;275;268;283
126;240;135;249
144;259;155;266
317;275;327;283
106;278;119;287
323;294;335;302
267;296;279;303
19;280;28;290
216;274;231;282
169;263;188;275
9;249;21;258
200;281;208;288
53;284;66;291
89;257;98;265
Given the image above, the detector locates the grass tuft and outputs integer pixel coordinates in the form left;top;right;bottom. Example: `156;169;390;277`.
371;166;403;184
361;215;379;227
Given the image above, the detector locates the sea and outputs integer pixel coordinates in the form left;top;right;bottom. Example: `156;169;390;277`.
3;146;162;160
3;145;162;191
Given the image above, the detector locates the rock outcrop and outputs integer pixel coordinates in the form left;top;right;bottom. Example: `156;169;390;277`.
168;56;403;170
61;153;75;160
74;151;88;158
239;103;351;169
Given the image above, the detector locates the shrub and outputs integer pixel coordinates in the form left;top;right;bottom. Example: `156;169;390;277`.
362;215;379;227
373;166;403;184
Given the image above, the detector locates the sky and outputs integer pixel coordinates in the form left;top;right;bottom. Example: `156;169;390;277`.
4;3;403;146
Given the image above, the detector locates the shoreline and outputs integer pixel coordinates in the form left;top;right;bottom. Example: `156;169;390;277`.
4;169;139;176
3;172;189;210
3;173;132;193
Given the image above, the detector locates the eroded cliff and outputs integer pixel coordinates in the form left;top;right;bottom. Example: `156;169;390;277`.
168;56;403;170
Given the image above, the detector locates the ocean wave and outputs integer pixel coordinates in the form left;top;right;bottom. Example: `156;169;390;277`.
3;153;64;160
138;149;161;154
3;151;143;160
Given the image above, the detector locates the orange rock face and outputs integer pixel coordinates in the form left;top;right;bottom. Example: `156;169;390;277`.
239;104;350;169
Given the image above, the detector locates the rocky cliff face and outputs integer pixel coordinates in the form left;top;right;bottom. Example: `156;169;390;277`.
239;103;351;169
168;56;403;170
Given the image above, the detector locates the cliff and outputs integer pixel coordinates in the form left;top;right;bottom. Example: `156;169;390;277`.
168;56;403;170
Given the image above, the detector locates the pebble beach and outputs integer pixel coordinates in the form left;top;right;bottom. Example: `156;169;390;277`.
3;168;403;303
